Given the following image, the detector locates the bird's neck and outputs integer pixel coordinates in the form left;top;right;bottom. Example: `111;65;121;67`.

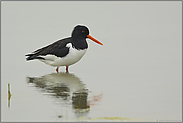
71;37;88;50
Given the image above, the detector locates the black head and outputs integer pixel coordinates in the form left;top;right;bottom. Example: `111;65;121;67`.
71;25;89;39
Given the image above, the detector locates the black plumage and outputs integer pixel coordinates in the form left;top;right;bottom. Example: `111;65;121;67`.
25;25;89;61
25;25;103;72
26;38;71;60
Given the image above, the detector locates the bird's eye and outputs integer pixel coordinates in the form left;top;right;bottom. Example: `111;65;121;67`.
82;31;85;33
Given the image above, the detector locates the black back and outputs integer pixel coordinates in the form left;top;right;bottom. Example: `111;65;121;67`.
25;25;89;61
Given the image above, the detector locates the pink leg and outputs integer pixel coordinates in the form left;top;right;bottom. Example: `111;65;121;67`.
56;67;59;73
66;66;69;73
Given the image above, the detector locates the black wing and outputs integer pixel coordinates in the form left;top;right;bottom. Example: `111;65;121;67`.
25;37;72;61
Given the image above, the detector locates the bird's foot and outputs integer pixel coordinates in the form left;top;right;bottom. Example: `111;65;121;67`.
56;67;59;73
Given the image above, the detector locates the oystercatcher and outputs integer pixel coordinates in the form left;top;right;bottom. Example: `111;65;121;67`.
25;25;103;73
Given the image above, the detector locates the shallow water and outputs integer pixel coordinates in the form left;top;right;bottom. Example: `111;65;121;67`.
1;1;182;122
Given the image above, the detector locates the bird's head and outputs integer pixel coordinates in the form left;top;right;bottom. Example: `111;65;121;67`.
72;25;103;45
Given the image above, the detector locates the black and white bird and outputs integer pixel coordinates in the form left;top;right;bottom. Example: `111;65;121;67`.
25;25;103;73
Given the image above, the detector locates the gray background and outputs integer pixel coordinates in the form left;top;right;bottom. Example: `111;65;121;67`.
1;1;182;122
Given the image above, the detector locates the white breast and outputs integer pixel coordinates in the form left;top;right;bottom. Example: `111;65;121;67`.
39;43;87;67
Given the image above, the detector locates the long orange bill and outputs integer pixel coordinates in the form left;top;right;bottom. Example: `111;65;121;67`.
87;35;103;45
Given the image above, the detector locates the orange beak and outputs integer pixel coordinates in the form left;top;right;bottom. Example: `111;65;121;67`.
87;35;103;45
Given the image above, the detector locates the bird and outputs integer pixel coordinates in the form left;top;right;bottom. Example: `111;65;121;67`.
25;25;103;73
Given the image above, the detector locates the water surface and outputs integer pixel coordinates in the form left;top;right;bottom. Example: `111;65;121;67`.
1;1;182;122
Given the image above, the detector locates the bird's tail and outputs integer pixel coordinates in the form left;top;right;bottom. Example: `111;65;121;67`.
25;53;45;61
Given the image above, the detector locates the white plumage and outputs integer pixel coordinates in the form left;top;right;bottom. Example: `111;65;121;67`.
25;25;103;72
39;43;87;67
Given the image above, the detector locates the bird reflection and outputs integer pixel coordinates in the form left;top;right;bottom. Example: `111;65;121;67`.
26;72;90;112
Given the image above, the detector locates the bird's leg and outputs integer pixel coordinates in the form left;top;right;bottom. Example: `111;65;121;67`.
56;67;59;73
66;66;69;73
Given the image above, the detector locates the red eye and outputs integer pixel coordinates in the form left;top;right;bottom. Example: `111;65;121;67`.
82;31;85;33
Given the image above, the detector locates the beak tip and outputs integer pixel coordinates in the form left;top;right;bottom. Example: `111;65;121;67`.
87;35;103;46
